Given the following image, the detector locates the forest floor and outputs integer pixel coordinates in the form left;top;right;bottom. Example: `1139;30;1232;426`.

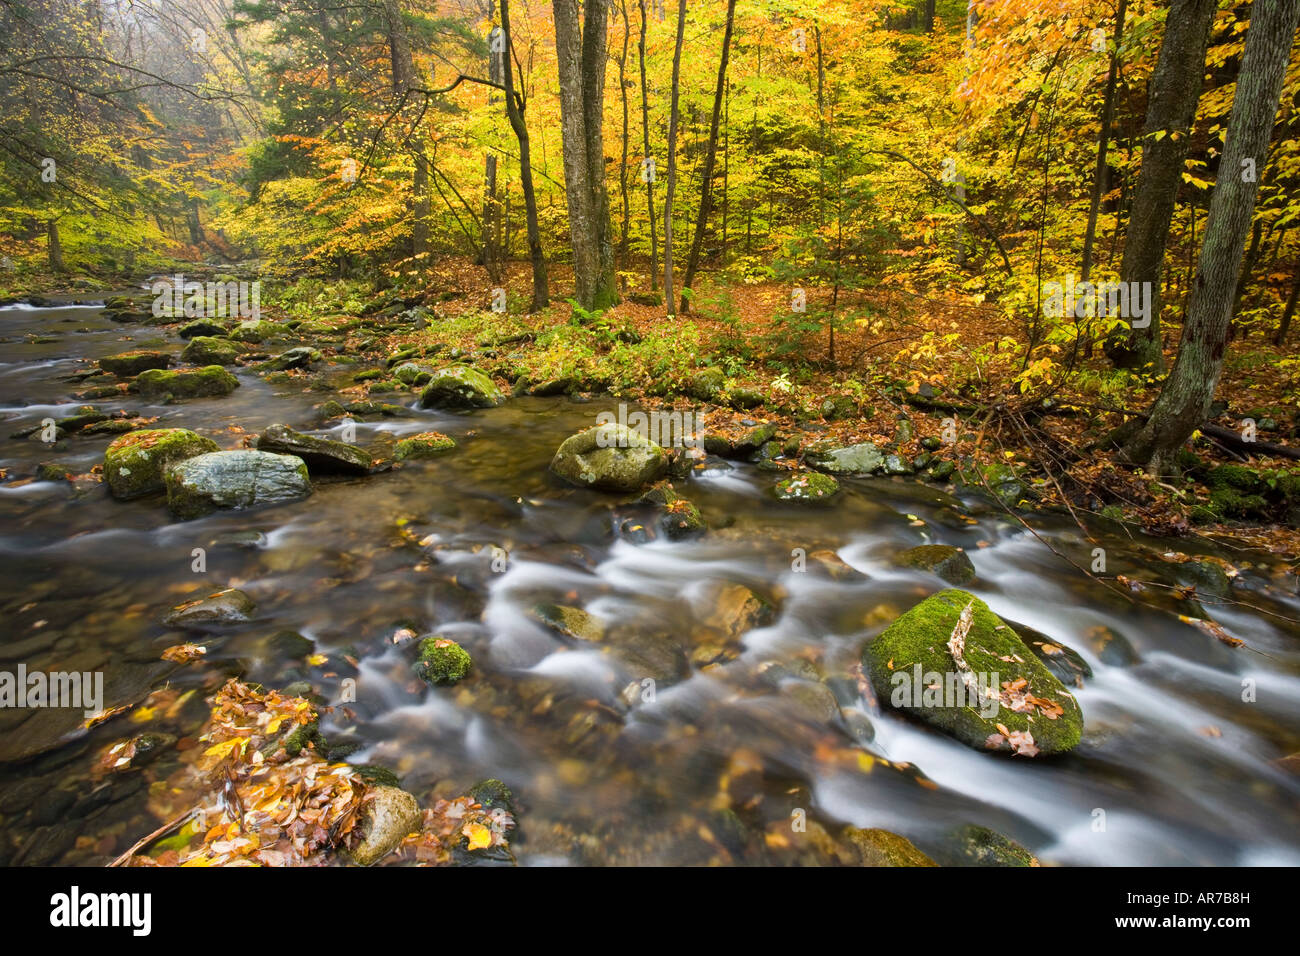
9;257;1300;565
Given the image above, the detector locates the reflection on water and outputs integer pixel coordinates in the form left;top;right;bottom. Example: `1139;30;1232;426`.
1;298;1299;866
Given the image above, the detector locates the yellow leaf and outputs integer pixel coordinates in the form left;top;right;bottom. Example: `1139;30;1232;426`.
464;822;492;850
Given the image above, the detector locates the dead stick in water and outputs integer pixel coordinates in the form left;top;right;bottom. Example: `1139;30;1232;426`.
107;808;198;867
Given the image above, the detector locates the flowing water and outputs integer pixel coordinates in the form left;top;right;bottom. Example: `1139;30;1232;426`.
1;295;1299;866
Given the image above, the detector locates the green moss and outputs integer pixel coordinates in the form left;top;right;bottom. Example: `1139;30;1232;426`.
352;765;402;788
180;336;243;366
842;827;938;867
774;472;840;503
417;365;505;409
131;365;239;399
413;636;472;685
394;431;456;459
103;428;219;498
932;824;1037;867
862;589;1083;755
468;778;515;815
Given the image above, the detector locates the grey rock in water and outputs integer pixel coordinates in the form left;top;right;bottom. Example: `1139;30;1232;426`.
255;423;377;475
164;450;311;519
550;423;667;492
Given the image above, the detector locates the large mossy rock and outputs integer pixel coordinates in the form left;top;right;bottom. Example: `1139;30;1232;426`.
417;365;505;409
164;450;311;519
394;431;456;459
131;365;239;399
351;786;421;866
862;589;1083;755
180;336;244;366
550;423;667;492
99;350;172;377
806;441;884;475
255;423;375;475
104;428;218;499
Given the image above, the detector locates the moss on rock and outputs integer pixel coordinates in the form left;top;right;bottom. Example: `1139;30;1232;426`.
842;827;938;866
104;427;219;499
774;471;840;503
131;365;239;399
417;365;505;409
413;636;472;685
550;423;668;492
862;589;1083;755
394;431;456;459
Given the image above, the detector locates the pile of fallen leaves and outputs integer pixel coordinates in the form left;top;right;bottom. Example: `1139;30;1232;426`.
117;679;513;867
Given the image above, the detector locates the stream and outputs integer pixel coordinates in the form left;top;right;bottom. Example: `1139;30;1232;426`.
1;293;1299;866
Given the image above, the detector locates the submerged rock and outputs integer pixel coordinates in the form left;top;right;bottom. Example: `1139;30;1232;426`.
842;827;938;867
164;450;311;519
255;423;376;475
550;423;667;492
930;824;1038;866
99;350;171;377
862;589;1083;755
897;544;976;585
351;786;421;866
163;588;256;629
104;428;219;499
530;603;605;642
131;365;239;399
417;365;505;409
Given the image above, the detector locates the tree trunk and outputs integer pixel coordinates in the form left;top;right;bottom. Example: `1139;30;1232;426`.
1080;0;1127;283
1275;269;1299;345
502;0;548;310
481;2;503;282
1122;0;1300;471
680;0;737;313
383;0;428;261
47;219;66;273
638;0;658;292
617;0;632;270
662;0;688;316
1105;0;1217;371
553;0;618;310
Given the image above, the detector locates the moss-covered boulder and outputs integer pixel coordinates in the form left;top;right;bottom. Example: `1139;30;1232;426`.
897;544;976;585
255;423;376;475
99;350;172;377
412;636;472;685
394;431;456;459
131;365;239;399
806;441;883;476
862;589;1083;755
842;827;938;867
104;428;218;499
180;336;243;366
417;365;505;409
350;786;421;866
178;319;230;339
228;319;280;344
391;362;433;386
550;423;667;492
774;472;840;503
1201;464;1300;522
686;367;726;400
661;497;706;540
164;450;311;519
